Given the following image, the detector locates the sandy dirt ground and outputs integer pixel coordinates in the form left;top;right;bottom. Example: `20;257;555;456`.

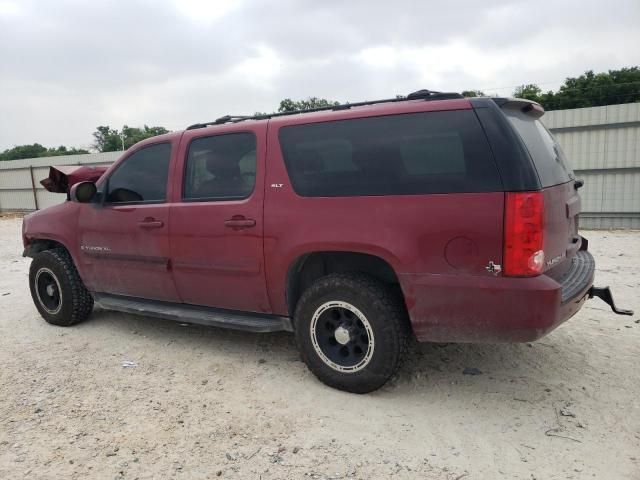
0;216;638;480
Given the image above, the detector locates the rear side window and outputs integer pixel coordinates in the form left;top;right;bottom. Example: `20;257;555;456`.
503;108;574;187
183;132;256;201
278;110;501;197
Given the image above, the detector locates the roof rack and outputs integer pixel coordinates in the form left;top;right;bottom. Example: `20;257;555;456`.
186;89;464;130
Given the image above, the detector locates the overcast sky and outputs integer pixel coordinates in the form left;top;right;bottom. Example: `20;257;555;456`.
0;0;639;151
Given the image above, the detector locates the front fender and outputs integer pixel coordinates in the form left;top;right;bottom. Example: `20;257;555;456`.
21;202;84;278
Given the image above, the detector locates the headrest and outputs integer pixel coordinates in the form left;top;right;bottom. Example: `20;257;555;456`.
297;150;324;173
352;145;403;176
204;152;240;178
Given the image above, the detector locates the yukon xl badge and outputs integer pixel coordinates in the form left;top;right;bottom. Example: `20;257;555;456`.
81;245;111;252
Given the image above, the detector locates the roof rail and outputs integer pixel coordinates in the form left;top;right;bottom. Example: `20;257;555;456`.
186;89;464;129
406;89;464;100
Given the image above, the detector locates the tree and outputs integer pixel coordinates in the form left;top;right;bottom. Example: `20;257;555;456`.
254;97;341;117
254;97;340;117
92;125;170;152
513;84;543;101
550;67;640;109
514;67;640;110
277;97;340;113
0;143;89;161
92;126;120;152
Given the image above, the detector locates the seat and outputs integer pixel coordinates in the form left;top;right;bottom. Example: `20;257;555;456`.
193;152;248;198
352;145;405;180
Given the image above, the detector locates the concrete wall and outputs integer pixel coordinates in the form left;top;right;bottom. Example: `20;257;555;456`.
1;103;639;229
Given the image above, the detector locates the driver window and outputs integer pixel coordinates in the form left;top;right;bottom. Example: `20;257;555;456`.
106;143;172;203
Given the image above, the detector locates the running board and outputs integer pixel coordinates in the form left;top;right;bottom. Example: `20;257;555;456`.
93;293;294;332
588;286;634;316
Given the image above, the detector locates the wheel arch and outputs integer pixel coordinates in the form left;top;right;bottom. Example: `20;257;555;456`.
285;250;406;317
24;237;71;258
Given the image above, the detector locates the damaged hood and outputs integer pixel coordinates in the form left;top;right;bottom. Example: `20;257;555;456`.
40;165;109;193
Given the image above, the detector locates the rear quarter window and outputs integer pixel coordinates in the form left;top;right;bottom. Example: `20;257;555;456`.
278;110;501;197
503;108;575;187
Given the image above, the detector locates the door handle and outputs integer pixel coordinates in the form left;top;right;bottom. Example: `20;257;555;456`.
138;218;164;229
224;216;256;229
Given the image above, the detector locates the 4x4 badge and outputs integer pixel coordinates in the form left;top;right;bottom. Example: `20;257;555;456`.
485;261;502;275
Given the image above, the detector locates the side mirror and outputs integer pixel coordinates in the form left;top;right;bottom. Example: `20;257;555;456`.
70;181;97;203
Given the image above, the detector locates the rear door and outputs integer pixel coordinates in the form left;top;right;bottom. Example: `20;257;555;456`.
168;124;271;313
502;105;579;277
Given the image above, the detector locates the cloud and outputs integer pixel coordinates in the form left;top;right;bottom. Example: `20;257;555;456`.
0;0;638;150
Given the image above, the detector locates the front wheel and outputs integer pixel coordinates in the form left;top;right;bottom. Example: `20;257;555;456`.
29;248;94;326
294;274;409;393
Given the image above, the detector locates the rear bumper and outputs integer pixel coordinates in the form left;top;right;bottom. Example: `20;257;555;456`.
402;250;595;343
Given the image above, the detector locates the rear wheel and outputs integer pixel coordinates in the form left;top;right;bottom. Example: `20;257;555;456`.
294;273;409;393
29;248;94;326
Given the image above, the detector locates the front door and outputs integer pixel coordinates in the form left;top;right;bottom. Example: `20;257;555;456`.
169;125;271;313
78;141;180;302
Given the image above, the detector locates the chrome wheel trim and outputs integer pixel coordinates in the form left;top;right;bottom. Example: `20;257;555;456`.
35;267;63;315
310;300;375;373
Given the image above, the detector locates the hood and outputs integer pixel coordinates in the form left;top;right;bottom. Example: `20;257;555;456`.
40;165;109;193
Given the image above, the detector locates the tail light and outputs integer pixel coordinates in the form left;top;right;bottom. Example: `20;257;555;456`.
503;192;544;277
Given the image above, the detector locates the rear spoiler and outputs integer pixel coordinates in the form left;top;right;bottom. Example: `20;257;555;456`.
492;98;545;118
40;165;109;193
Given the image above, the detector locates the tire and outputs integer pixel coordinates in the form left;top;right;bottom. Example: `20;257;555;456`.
29;248;94;326
294;273;409;394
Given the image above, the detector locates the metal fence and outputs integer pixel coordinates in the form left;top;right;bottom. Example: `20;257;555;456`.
1;103;639;228
0;151;121;211
542;103;640;229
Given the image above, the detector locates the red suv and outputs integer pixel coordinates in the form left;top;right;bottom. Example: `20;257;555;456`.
23;91;632;393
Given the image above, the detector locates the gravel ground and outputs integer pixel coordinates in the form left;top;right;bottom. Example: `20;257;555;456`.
0;216;638;480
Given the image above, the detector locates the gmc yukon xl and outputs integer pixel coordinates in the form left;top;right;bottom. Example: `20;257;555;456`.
23;90;632;393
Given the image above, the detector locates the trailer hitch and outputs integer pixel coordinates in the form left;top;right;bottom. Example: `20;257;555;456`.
588;286;634;316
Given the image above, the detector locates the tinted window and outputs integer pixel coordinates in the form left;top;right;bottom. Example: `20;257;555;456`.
279;110;501;197
503;107;574;187
107;143;171;203
184;133;256;200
